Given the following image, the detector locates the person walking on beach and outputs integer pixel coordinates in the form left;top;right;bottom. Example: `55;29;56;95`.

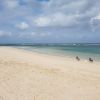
76;56;80;61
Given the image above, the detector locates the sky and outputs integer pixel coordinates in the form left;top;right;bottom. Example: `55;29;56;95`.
0;0;100;43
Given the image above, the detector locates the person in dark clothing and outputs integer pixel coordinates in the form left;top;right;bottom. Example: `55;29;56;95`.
76;56;80;61
89;58;93;62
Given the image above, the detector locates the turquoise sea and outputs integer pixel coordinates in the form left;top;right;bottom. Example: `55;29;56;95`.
5;43;100;61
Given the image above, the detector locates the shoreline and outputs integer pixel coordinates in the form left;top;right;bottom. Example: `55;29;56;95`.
12;46;100;63
0;47;100;100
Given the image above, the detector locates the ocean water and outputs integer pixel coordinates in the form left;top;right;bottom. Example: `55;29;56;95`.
12;43;100;61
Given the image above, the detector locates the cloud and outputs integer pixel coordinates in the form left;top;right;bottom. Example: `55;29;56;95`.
39;32;51;37
94;14;100;20
32;0;100;29
34;16;51;27
34;12;80;27
17;31;51;39
90;14;100;31
60;0;87;12
18;32;36;38
0;0;100;43
0;31;12;38
1;0;100;29
16;22;30;30
2;0;19;10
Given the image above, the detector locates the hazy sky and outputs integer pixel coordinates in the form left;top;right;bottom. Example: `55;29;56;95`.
0;0;100;43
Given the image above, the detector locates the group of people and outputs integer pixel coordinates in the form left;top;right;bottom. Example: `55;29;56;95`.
76;56;93;62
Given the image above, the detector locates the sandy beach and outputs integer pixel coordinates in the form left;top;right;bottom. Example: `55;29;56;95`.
0;47;100;100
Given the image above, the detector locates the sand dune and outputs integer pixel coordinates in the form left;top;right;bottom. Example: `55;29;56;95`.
0;47;100;100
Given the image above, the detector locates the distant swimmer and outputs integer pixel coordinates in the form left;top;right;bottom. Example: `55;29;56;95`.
89;58;93;62
76;56;80;61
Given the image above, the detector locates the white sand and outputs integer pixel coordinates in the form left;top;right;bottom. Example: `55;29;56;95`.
0;47;100;100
